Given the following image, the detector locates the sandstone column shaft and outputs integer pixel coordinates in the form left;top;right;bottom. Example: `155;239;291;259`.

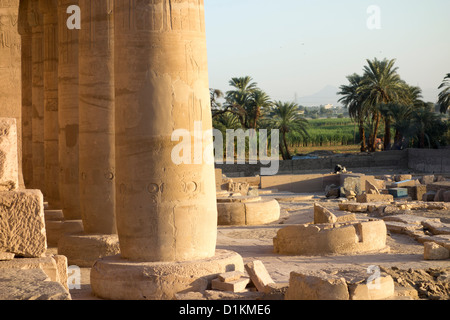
40;0;60;208
57;0;80;220
78;0;116;234
29;0;45;193
114;0;217;262
18;0;33;188
0;0;23;188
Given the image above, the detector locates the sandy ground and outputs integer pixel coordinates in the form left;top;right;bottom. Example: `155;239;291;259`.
59;193;450;301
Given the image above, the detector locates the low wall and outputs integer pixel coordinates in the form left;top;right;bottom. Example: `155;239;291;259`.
216;150;409;177
408;149;450;174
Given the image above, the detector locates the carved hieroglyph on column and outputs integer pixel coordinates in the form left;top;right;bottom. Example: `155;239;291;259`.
0;0;23;188
18;0;33;189
78;0;116;234
39;0;60;209
114;0;217;262
29;0;45;194
57;0;80;220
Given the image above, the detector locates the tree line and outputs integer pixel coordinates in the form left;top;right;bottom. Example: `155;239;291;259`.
338;58;449;152
210;60;450;160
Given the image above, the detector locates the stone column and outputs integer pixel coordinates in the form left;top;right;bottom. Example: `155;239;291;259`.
18;0;33;189
57;0;119;267
90;0;244;300
39;0;60;209
57;0;80;220
0;0;23;189
78;0;116;235
114;0;218;263
29;0;45;193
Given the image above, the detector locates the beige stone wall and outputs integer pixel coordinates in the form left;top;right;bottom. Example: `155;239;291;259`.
0;0;22;187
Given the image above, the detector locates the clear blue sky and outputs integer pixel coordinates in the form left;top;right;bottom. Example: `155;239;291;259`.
204;0;450;105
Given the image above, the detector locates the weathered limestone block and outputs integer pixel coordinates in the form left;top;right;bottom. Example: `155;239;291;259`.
427;181;450;193
211;276;250;293
405;185;427;201
314;203;337;224
423;191;437;202
217;199;280;226
244;260;275;293
0;268;71;300
0;118;19;191
0;254;69;290
90;250;245;300
421;221;450;235
357;193;393;203
394;174;412;182
423;242;450;260
365;180;380;195
348;275;395;300
274;220;387;256
444;191;450;203
420;175;435;185
285;271;349;300
434;190;446;202
0;190;46;257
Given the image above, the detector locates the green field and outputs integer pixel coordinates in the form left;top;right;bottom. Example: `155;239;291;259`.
291;117;360;148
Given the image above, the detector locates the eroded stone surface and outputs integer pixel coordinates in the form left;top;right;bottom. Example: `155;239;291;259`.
0;268;70;300
0;118;19;191
0;190;46;258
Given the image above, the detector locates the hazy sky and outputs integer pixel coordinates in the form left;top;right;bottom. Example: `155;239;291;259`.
204;0;450;105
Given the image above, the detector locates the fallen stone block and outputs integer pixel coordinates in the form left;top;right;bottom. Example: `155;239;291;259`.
434;189;446;202
0;118;19;191
212;277;250;293
0;252;14;261
405;185;427;201
0;190;47;258
394;175;412;182
244;260;275;293
443;191;450;202
423;242;450;260
388;188;408;198
420;175;435;185
348;275;395;300
384;221;422;235
217;271;246;283
285;271;349;300
357;193;394;203
365;180;380;195
421;221;450;235
423;191;437;202
314;203;337;224
0;255;69;289
427;181;450;192
391;179;420;188
0;268;71;300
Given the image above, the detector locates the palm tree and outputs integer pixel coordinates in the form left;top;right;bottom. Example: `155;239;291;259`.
338;73;368;152
438;73;450;114
389;103;413;149
265;101;309;160
410;106;439;148
225;76;260;129
248;90;272;129
358;58;409;152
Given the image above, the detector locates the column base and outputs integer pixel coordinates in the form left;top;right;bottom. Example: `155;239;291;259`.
58;233;120;268
45;219;84;247
90;250;245;300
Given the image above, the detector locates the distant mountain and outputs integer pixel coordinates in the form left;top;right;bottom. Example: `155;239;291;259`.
298;85;341;107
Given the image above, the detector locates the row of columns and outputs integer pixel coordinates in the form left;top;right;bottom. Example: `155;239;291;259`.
5;0;244;300
18;0;116;236
15;0;219;266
